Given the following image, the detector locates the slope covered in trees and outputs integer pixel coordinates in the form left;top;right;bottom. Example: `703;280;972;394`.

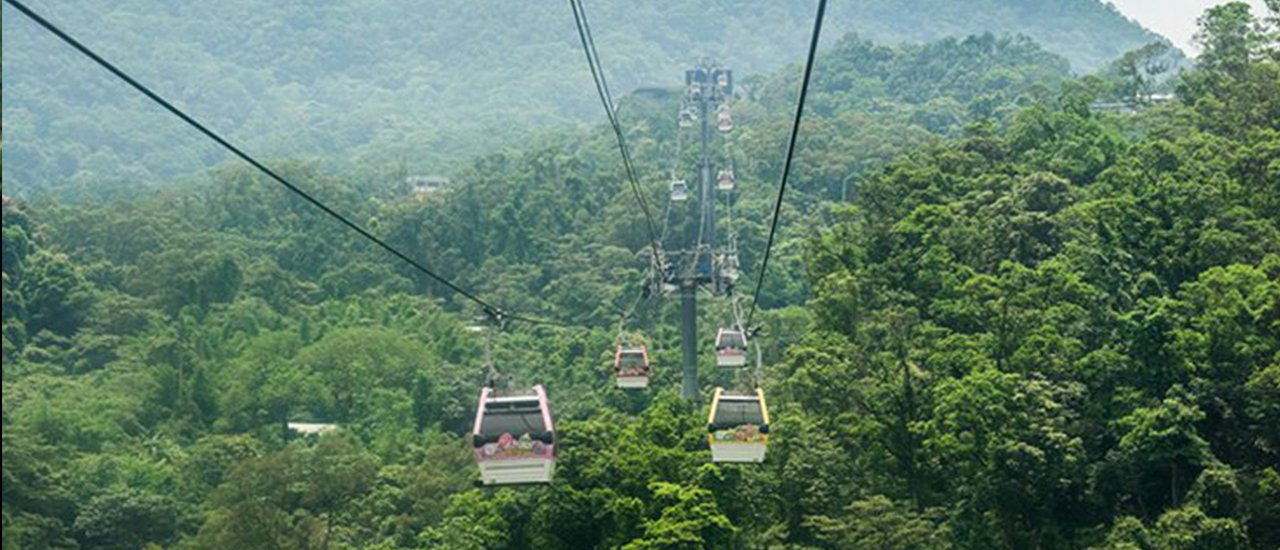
0;0;1169;196
3;3;1279;549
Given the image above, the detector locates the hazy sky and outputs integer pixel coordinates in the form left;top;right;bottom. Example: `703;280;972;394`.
1108;0;1269;54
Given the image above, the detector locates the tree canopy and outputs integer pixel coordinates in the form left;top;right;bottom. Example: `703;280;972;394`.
2;2;1278;548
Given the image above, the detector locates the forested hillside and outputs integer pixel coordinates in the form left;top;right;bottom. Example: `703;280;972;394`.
3;2;1279;549
0;0;1170;196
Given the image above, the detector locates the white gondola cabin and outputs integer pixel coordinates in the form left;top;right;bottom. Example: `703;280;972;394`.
678;108;696;128
716;106;733;133
615;344;651;389
718;253;740;288
714;328;748;367
717;168;735;191
472;385;555;485
670;180;690;202
707;388;770;463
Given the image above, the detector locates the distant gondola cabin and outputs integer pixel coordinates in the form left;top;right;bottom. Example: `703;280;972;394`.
678;109;696;128
670;180;690;202
714;328;748;367
717;168;735;191
615;344;651;389
716;106;733;133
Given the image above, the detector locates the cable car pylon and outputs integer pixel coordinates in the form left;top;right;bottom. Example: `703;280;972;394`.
667;59;734;401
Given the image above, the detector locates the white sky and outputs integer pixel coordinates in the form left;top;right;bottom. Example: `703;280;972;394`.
1107;0;1270;54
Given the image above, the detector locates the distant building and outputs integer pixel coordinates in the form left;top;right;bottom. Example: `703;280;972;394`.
1090;92;1176;115
288;422;338;435
406;175;449;202
1089;101;1138;115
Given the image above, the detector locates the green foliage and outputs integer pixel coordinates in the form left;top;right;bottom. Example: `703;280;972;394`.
20;250;93;337
1152;505;1249;550
1187;466;1243;519
794;11;1278;546
420;489;529;550
2;425;77;549
71;487;181;549
1245;361;1280;456
1194;2;1261;77
1103;387;1212;513
129;249;244;315
1;6;1277;548
1097;516;1155;550
1101;42;1176;102
1;0;1168;198
189;436;378;549
623;482;735;550
805;495;948;549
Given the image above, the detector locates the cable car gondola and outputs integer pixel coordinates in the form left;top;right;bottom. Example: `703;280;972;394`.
714;327;748;367
717;168;735;191
472;385;556;485
615;344;651;389
716;105;733;133
695;248;715;280
678;108;696;128
670;179;689;202
718;252;740;290
708;388;770;463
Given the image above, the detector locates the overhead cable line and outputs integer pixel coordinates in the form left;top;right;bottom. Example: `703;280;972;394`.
569;0;665;272
4;0;573;329
745;0;828;330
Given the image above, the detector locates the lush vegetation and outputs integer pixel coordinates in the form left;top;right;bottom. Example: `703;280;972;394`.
3;2;1279;549
1;0;1170;197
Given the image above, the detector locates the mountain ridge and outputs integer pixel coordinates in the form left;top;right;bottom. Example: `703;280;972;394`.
2;0;1170;193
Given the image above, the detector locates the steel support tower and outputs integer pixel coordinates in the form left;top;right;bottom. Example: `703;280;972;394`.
675;59;732;401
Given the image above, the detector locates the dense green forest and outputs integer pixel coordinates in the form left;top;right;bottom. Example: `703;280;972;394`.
0;0;1173;197
3;2;1279;549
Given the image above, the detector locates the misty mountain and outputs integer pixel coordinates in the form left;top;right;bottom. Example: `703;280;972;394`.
2;0;1168;194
